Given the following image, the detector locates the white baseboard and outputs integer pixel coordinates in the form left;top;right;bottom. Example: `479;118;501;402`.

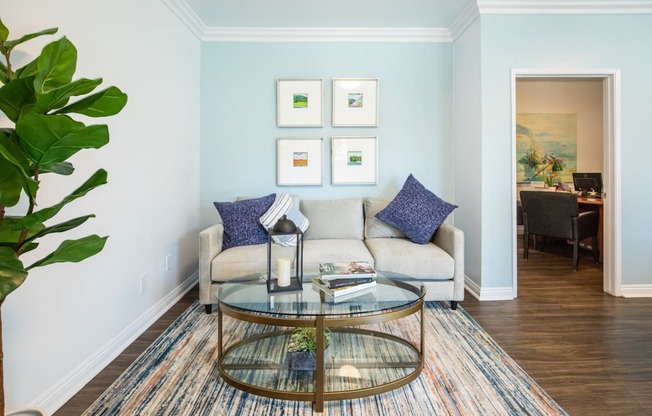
465;276;514;301
33;272;199;414
621;284;652;297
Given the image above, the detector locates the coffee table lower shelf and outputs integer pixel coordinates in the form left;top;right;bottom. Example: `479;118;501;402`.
217;301;424;412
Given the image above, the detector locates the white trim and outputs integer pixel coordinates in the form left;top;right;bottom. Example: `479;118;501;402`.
478;0;652;14
465;277;515;301
510;69;622;299
450;1;481;40
621;284;652;297
161;0;206;39
201;27;451;43
32;272;199;414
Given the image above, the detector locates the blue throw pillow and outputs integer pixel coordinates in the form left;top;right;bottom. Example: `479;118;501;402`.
214;194;276;250
376;174;457;244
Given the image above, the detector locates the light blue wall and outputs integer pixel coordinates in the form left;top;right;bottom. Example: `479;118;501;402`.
479;14;652;287
200;42;454;227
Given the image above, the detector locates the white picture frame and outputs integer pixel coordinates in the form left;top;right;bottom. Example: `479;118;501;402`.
277;137;323;186
332;78;379;127
277;79;323;127
331;136;378;185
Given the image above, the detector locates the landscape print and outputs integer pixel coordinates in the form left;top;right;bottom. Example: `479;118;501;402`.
348;93;363;108
293;151;308;167
347;151;362;165
293;93;308;108
516;113;577;183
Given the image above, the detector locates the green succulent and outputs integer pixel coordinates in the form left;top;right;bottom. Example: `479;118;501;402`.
287;327;331;356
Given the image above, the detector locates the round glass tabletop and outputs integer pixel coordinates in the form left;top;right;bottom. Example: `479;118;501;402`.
216;271;425;317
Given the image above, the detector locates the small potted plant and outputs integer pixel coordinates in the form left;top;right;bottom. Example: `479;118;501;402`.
287;327;331;371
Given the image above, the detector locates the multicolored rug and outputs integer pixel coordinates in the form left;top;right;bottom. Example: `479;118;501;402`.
83;301;566;415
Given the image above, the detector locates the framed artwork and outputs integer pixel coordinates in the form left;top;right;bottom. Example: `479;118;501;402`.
331;136;377;185
516;113;577;183
332;78;379;127
277;79;323;127
277;137;323;186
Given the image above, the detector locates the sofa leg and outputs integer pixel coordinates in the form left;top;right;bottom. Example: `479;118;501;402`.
450;301;458;310
204;304;213;314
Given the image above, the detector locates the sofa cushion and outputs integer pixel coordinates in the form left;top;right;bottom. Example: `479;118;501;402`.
376;174;457;244
213;193;276;250
364;198;406;239
364;238;454;280
259;192;309;247
302;239;374;272
300;198;364;240
211;243;297;282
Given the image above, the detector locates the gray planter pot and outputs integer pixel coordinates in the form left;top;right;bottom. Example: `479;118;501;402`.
288;351;325;371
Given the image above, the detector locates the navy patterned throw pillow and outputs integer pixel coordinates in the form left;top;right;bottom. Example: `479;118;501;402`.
214;194;276;250
376;174;457;244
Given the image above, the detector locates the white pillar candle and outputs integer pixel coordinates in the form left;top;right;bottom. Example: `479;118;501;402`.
277;257;291;287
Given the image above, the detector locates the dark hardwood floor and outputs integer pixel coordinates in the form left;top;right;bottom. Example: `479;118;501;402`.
463;239;652;416
56;240;652;415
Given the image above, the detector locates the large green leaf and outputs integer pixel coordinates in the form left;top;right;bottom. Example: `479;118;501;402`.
33;77;102;114
0;157;23;207
55;86;128;117
40;161;74;176
14;57;39;80
16;113;109;169
34;36;76;93
0;76;36;122
0;60;8;84
0;216;44;245
3;28;58;52
22;169;107;228
27;234;108;270
0;246;28;301
0;18;9;43
25;215;94;243
0;128;36;205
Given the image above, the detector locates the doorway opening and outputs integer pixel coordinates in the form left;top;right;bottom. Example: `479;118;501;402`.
511;69;621;298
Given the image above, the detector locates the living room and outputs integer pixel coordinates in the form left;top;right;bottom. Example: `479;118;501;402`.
2;0;652;414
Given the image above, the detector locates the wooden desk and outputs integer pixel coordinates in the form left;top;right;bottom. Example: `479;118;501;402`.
577;197;604;261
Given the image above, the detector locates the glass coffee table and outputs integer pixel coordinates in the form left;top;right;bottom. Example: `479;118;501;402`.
215;271;425;412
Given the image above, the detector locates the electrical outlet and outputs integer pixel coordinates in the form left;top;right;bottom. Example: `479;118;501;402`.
139;273;149;295
165;254;172;271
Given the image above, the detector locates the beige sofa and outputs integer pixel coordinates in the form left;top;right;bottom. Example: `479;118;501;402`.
199;197;464;313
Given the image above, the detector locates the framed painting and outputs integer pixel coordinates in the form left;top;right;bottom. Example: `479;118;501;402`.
277;79;323;127
516;113;577;183
277;137;323;186
331;136;377;185
332;78;379;127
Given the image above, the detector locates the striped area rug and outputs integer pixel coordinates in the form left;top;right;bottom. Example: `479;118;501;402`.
83;302;566;415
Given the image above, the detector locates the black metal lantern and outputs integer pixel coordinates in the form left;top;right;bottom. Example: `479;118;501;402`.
266;216;304;293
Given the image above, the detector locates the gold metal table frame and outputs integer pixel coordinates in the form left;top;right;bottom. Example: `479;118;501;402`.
216;275;426;412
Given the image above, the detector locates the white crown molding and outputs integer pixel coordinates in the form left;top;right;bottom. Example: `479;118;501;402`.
477;0;652;14
201;27;452;43
163;0;652;43
161;0;206;39
450;1;481;41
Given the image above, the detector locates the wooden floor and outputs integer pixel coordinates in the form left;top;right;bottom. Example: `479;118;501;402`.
56;241;652;415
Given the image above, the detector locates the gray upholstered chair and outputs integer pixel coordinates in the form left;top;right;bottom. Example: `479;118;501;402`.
520;191;599;271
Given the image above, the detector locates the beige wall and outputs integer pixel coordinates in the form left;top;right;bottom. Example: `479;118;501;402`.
516;78;604;174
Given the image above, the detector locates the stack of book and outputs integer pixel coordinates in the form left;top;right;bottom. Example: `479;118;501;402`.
312;261;377;300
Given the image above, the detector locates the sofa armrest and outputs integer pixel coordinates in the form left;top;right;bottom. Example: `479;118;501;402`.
199;223;224;305
432;223;465;301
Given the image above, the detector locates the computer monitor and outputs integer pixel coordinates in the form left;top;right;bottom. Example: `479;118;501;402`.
572;172;603;196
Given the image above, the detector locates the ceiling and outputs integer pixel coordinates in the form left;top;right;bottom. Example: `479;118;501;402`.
184;0;475;28
167;0;652;41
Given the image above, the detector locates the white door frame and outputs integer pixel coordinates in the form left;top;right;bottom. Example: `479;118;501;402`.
510;68;622;298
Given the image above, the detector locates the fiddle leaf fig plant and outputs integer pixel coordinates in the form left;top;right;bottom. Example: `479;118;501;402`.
0;18;127;413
